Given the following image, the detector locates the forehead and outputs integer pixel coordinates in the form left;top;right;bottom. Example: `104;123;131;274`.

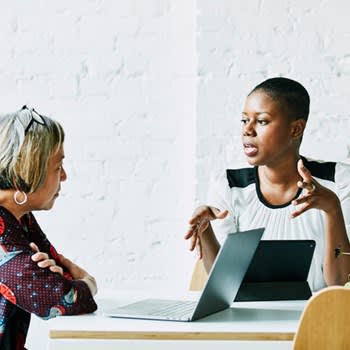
243;91;286;116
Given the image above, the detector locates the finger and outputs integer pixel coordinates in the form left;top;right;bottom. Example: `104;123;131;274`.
29;242;40;253
189;206;221;225
38;259;56;268
196;238;203;259
49;265;64;276
188;211;209;225
292;193;313;206
188;207;228;226
297;159;312;182
297;159;318;192
31;252;49;262
189;232;199;251
184;224;197;239
214;209;229;219
297;180;316;193
291;202;311;218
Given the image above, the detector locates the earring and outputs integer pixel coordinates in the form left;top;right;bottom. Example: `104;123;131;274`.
13;190;28;205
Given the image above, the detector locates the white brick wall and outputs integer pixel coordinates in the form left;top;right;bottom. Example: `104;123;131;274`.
196;0;350;202
0;1;197;348
0;0;349;349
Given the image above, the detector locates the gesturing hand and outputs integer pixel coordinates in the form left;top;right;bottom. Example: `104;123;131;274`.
291;159;339;218
184;205;228;258
30;242;63;276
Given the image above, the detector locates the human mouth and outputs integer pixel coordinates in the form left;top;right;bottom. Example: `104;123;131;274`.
243;143;258;157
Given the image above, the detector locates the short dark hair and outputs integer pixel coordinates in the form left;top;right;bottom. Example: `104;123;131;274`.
249;77;310;122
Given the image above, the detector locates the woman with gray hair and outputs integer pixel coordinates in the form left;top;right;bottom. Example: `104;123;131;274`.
0;106;97;349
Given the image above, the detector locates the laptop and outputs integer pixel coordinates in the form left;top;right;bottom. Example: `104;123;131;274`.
234;240;316;301
106;227;265;322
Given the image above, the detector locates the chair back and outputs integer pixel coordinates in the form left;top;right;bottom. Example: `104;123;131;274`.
293;285;350;350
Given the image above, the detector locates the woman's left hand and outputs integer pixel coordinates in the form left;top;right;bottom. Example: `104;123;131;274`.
291;159;340;218
30;242;64;276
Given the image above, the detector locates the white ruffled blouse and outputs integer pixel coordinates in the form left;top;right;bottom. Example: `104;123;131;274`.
207;157;350;292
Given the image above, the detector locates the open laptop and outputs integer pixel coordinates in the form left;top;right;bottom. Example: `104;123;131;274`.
106;227;265;322
234;240;316;301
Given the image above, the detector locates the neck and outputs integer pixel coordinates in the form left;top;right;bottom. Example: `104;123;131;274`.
257;154;302;206
0;190;30;220
259;154;301;186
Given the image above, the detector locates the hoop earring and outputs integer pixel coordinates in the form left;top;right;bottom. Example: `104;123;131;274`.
13;190;28;205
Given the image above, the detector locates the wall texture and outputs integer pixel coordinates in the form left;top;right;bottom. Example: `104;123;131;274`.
0;0;349;349
0;1;197;348
196;0;350;202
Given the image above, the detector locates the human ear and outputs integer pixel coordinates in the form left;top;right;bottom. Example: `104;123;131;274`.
290;119;306;139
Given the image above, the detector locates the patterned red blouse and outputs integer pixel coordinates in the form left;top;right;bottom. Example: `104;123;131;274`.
0;206;97;349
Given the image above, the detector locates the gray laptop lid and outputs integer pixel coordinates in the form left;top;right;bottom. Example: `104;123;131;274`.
191;227;264;320
106;227;265;321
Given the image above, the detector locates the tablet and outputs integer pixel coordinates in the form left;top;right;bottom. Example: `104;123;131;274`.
234;240;316;301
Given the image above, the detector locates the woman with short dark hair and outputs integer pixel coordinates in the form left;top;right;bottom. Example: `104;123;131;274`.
185;77;350;291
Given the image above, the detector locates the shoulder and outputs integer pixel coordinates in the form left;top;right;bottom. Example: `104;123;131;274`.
209;166;255;189
226;167;256;188
302;156;336;181
0;206;21;239
303;156;350;184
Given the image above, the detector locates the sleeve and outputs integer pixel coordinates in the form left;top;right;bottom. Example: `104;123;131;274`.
335;162;350;237
0;244;97;319
206;170;238;245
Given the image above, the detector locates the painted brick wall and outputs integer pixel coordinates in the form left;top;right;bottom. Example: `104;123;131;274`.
196;0;350;202
0;1;197;348
0;0;349;348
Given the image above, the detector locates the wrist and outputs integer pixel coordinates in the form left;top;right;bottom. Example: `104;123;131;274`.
81;275;97;296
324;196;341;215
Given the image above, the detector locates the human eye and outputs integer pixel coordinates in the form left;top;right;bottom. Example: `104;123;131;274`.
241;117;249;124
257;119;268;125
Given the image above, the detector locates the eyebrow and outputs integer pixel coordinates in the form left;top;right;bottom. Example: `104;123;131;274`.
242;111;273;116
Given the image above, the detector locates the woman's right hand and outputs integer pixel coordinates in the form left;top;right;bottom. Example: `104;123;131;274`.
30;242;64;276
184;205;228;258
30;242;97;296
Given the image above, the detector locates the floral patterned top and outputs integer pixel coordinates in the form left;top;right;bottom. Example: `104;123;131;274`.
0;206;97;349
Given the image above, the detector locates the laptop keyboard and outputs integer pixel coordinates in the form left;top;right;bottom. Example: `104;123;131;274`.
148;300;197;318
113;298;197;320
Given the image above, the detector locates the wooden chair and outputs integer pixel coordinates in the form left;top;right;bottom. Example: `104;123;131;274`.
293;285;350;350
189;259;208;291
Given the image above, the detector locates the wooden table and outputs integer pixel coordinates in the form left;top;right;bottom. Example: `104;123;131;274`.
48;291;306;350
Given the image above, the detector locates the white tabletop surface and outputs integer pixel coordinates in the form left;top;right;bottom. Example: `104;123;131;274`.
48;289;306;336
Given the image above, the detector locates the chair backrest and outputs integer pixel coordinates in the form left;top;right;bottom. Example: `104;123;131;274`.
189;259;208;291
293;285;350;350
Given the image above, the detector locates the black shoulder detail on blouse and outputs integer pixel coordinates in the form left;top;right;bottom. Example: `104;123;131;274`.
226;168;256;188
301;156;336;182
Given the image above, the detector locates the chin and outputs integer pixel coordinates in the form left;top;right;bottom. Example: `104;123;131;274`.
41;202;56;211
246;157;260;166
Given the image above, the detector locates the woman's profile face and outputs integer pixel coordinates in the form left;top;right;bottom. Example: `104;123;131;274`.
241;90;299;167
28;145;67;211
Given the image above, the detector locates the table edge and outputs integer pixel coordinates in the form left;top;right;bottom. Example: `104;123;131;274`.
50;330;295;341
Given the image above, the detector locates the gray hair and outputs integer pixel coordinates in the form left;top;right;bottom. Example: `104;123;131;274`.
0;106;65;193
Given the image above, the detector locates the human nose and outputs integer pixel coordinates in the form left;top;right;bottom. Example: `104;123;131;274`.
61;167;67;182
242;120;256;137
